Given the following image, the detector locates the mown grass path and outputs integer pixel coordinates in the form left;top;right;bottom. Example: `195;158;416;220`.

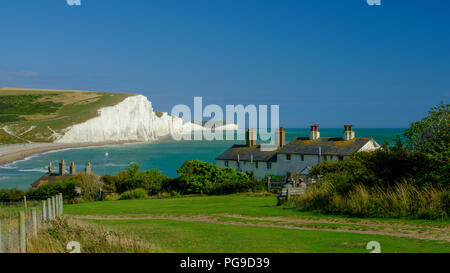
65;194;450;253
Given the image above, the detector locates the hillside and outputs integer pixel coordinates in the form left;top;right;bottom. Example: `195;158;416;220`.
0;88;134;144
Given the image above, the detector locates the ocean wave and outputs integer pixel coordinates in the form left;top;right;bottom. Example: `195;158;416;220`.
104;163;129;167
18;168;48;173
0;165;18;170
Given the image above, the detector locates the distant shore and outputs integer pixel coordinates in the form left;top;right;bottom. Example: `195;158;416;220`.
0;141;140;166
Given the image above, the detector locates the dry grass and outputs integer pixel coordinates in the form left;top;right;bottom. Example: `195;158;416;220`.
287;182;449;219
27;217;166;253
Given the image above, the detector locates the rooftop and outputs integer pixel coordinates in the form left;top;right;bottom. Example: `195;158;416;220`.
278;137;373;156
216;144;279;162
31;173;73;188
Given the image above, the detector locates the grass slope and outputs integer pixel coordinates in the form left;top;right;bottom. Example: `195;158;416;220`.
65;194;450;253
0;88;134;144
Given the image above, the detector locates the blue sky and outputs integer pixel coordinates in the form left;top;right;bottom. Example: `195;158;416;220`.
0;0;449;128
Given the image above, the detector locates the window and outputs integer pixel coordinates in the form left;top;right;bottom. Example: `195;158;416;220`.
255;162;258;168
237;161;240;168
286;154;291;160
301;155;304;161
330;156;333;160
322;155;327;161
338;156;344;161
225;161;229;167
267;162;272;169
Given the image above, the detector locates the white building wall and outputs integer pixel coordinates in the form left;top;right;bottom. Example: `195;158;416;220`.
216;144;374;179
216;159;281;179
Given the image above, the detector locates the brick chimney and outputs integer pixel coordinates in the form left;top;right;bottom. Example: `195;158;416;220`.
343;125;355;141
59;158;66;176
85;162;91;174
276;127;286;148
48;161;54;174
309;124;320;140
70;161;76;175
246;128;256;147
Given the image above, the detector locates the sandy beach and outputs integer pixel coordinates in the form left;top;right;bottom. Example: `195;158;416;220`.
0;141;138;166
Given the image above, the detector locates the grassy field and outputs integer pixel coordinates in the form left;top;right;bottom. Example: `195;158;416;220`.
64;194;450;253
0;88;133;144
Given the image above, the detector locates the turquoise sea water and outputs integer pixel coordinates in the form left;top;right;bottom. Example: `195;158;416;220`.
0;128;405;190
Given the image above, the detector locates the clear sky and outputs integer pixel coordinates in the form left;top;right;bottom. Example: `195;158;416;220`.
1;0;449;128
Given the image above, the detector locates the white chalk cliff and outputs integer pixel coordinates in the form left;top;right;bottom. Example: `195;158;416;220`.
55;95;237;143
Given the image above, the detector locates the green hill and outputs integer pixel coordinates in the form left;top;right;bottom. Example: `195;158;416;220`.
0;88;134;144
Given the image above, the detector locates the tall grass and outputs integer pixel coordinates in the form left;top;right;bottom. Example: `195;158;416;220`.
27;217;165;253
287;181;449;220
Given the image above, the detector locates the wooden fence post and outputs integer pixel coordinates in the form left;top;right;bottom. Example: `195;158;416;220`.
31;208;37;236
42;200;47;222
23;196;27;210
52;196;56;219
55;194;61;217
287;188;291;200
59;193;64;215
0;220;2;253
55;195;59;217
47;198;52;220
19;211;26;253
267;176;271;191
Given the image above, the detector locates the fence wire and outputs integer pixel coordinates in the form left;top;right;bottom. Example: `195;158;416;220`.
0;194;62;253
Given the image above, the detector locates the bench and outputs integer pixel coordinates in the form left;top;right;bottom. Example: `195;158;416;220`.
277;187;305;205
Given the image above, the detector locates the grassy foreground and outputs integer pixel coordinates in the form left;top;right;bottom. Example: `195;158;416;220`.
64;194;450;253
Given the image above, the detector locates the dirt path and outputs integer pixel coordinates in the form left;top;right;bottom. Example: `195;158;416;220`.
71;214;450;242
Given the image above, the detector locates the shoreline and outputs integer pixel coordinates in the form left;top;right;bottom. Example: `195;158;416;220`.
0;141;143;166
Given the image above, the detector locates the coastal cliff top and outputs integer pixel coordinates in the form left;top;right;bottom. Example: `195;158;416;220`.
0;88;134;144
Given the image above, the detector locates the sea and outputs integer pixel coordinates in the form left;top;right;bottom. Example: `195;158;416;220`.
0;128;405;190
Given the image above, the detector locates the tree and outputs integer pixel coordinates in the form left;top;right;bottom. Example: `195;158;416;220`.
404;102;449;186
404;102;449;155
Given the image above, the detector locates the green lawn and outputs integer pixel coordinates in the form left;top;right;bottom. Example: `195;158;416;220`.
84;218;449;253
64;194;450;253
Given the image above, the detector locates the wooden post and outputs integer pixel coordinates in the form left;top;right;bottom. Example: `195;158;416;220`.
42;200;47;222
47;198;53;220
31;208;37;236
59;193;64;215
287;188;291;200
52;196;56;219
55;195;59;217
19;211;26;253
23;196;27;210
0;220;2;253
267;176;271;191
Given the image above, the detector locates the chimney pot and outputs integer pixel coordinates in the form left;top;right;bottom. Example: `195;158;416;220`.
343;125;355;141
309;124;320;140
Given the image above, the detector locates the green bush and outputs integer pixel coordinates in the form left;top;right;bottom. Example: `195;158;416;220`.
114;164;168;194
119;188;148;200
176;160;250;194
32;180;79;200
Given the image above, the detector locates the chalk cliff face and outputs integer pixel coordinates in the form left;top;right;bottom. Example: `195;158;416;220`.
55;95;237;143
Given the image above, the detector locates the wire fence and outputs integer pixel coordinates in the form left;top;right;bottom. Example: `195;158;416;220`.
0;193;63;253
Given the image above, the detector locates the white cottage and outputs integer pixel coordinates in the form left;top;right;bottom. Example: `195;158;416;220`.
216;125;380;179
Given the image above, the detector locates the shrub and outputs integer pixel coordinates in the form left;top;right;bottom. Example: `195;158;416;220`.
114;164;168;194
176;160;250;194
32;180;79;200
287;181;448;219
101;175;117;193
119;188;147;200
